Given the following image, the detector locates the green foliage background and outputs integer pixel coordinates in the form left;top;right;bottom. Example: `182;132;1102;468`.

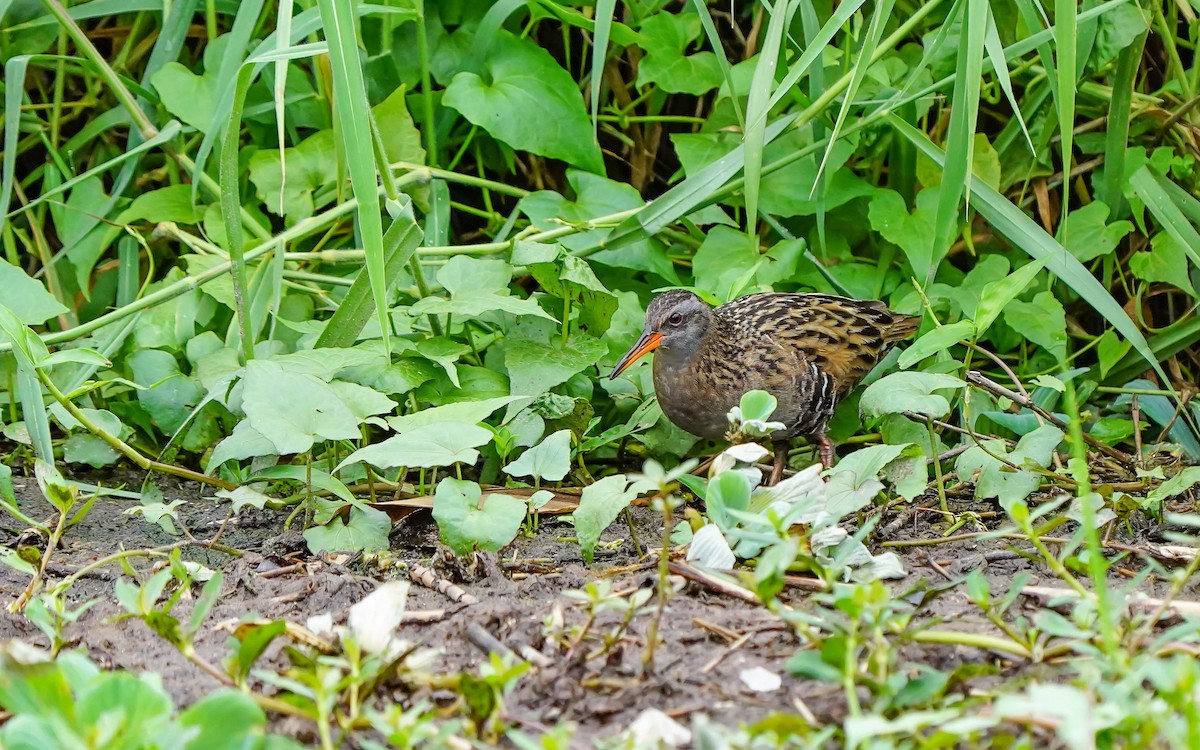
0;0;1197;544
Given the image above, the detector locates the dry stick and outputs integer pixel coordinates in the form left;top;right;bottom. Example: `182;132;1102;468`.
1023;584;1200;621
407;563;478;605
966;371;1133;464
667;561;762;604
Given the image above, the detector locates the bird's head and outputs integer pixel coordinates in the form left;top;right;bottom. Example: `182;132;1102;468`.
609;289;713;379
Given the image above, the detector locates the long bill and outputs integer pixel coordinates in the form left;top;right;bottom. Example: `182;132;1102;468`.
608;332;663;379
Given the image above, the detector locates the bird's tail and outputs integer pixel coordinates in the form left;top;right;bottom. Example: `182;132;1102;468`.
885;314;921;342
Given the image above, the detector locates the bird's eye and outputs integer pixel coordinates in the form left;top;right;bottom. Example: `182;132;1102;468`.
667;312;684;326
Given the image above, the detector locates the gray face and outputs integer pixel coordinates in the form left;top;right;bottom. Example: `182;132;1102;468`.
644;290;713;355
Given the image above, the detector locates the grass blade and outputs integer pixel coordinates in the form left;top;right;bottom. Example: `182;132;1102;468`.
1053;0;1077;224
690;0;743;129
317;0;389;353
931;0;985;287
590;0;616;136
983;6;1032;153
1101;30;1147;213
888;113;1168;384
811;0;893;190
744;0;792;237
1128;166;1200;271
219;66;257;362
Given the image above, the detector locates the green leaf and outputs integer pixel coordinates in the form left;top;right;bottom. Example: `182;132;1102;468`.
574;474;651;564
247;130;336;221
180;691;266;750
868;188;940;280
519;171;679;281
410;256;556;322
129;348;205;436
1059;200;1133;263
956;424;1064;506
635;11;723;95
241;360;363;454
340;422;493;470
415;337;470;388
304;506;392;553
502;318;607;419
387;396;523;432
737;390;780;423
1130;232;1197;297
503;429;572;482
444;31;603;173
859;372;966;419
150;36;225;132
116;185;205;225
63;434;120;468
1096;331;1131;378
974;258;1048;335
1004;291;1068;361
1146;466;1200;506
432;478;526;556
825;443;910;517
0;261;68;325
705;470;752;532
898;320;972;369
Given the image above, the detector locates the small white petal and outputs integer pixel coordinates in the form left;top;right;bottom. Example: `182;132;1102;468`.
348;581;410;654
687;524;736;570
628;708;692;747
740;666;782;692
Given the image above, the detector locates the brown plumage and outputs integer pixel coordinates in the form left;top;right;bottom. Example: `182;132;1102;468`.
609;290;920;484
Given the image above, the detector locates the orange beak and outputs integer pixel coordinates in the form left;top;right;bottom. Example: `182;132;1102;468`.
609;332;663;379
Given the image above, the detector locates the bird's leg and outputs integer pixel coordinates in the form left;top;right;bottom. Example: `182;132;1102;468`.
769;440;788;486
816;433;835;469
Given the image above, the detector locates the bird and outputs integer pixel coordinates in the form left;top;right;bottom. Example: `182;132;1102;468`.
609;289;920;485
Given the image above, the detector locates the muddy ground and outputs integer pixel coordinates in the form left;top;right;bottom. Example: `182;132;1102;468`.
0;466;1186;746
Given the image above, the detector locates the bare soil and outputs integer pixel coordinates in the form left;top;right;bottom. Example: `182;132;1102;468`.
0;465;1181;746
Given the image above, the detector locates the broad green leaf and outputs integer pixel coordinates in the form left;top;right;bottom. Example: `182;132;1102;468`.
825;443;910;517
247;130;336;221
502;318;607;419
974;258;1048;335
0;261;68;325
868;188;940;280
1004;291;1068;361
387;396;523;432
574;474;652;564
503;429;572;482
116;185;205;225
1130;232;1197;297
432;478;526;556
180;691;266;750
635;11;723;95
705;470;752;532
956;424;1064;506
1146;466;1200;506
1096;331;1131;378
409;257;555;322
339;422;493;470
242;360;362;454
519;171;679;281
1059;200;1133;263
898;320;973;369
63;434;120;468
304;506;391;553
415;337;470;388
444;31;603;173
129;348;205;435
859;372;966;419
149;34;228;132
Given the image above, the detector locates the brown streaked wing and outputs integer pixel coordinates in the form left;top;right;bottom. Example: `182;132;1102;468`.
715;293;899;395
